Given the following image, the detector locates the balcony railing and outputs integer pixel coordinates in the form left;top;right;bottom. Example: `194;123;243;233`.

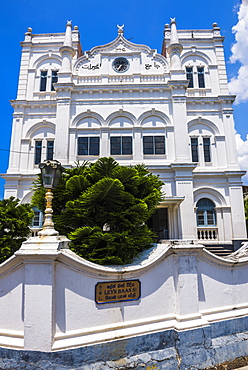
197;227;218;241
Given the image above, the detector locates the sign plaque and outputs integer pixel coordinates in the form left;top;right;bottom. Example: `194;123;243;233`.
95;280;141;304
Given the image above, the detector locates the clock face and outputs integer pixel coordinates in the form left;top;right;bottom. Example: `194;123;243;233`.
112;57;129;73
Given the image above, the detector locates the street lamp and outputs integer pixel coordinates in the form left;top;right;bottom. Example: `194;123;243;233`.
38;160;64;237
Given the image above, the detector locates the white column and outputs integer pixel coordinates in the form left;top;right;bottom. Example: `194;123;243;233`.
17;235;70;351
23;258;55;351
215;208;224;242
168;84;191;163
58;21;76;84
168;205;174;239
101;128;109;157
174;245;202;320
20;139;30;172
17;29;32;100
69;128;76;163
228;181;247;240
222;207;233;242
166;127;175;161
222;109;239;169
7;113;24;173
198;137;205;166
54;89;72;165
167;18;183;72
133;127;143;162
215;136;227;168
172;164;197;240
212;22;229;95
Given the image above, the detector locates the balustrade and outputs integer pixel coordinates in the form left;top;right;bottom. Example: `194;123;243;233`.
197;227;218;241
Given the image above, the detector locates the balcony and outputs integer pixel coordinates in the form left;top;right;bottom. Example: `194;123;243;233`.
197;227;218;241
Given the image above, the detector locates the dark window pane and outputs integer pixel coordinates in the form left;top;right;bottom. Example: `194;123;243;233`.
47;141;54;160
89;137;99;155
143;136;165;155
197;67;205;88
111;137;121;155
35;141;42;165
197;210;205;226
154;136;165;154
51;71;58;91
143;136;154;154
186;67;193;88
78;137;99;156
78;137;88;155
40;71;47;91
207;210;215;225
191;137;199;162
111;136;132;155
203;137;211;162
122;136;132;155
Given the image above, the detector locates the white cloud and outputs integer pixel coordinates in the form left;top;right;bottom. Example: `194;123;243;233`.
235;133;248;184
228;0;248;103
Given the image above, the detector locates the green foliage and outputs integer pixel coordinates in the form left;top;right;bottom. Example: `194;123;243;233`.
0;197;34;264
32;157;164;265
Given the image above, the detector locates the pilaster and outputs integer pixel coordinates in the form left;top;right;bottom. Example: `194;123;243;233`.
168;81;191;162
54;86;73;165
7;108;24;173
16;236;69;351
227;174;247;241
173;244;203;321
171;164;197;240
100;127;109;157
133;127;143;162
212;23;229;95
221;100;239;169
58;21;76;84
17;28;33;100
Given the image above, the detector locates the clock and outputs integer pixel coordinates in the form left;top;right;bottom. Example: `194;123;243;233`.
112;57;129;73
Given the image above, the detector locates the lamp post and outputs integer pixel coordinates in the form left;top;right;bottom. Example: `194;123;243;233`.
38;160;64;237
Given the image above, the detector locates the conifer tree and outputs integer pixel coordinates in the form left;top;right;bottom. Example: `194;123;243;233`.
32;157;164;265
0;197;34;263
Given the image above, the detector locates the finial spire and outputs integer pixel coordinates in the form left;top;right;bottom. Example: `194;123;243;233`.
170;18;179;44
59;21;76;79
167;18;183;71
117;24;124;35
64;20;73;47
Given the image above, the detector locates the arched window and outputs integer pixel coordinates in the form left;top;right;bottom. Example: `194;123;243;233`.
196;198;216;226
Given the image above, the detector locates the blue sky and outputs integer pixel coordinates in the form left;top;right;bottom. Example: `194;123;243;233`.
0;0;247;198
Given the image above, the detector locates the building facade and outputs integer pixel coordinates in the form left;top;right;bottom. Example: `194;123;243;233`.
3;20;247;248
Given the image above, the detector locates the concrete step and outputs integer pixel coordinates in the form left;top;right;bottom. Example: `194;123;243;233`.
204;245;233;257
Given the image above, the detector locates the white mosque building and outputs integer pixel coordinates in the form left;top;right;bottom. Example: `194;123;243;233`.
2;20;247;251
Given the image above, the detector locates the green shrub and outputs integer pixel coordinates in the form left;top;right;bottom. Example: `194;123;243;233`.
32;157;164;264
0;197;34;263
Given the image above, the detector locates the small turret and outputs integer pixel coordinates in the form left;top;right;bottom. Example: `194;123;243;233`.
167;18;183;70
170;18;179;44
59;21;76;80
63;20;73;47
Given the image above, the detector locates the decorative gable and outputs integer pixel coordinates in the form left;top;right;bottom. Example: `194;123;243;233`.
74;27;168;79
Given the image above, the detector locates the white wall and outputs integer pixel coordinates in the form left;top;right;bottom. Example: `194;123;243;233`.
1;238;248;352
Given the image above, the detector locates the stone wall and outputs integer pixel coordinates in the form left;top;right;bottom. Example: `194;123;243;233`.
1;237;248;368
1;316;248;369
